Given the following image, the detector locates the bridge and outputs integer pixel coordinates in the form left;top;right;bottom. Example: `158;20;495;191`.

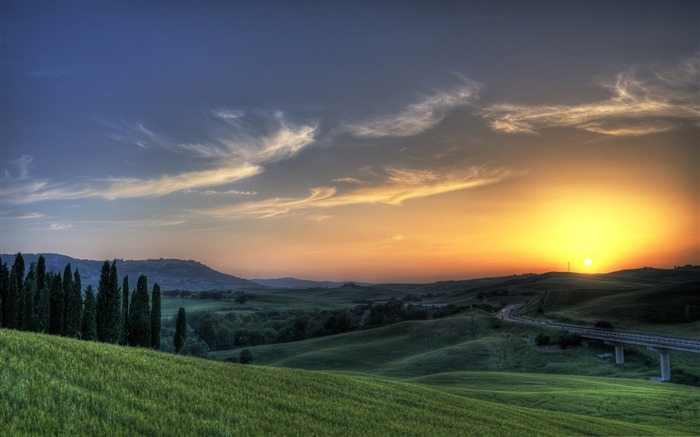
496;305;700;381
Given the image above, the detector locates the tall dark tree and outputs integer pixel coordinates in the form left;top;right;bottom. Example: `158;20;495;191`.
109;260;122;340
0;261;9;327
36;275;50;333
128;275;151;347
174;307;187;353
12;253;25;329
121;275;129;345
64;269;83;338
61;264;72;335
48;272;64;335
21;263;37;331
96;260;121;343
6;265;20;329
36;255;46;295
81;285;97;341
150;283;161;349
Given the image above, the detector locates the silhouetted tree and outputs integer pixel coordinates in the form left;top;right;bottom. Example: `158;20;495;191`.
121;275;129;345
109;260;122;340
21;263;37;331
81;285;97;341
0;260;8;327
5;264;19;329
128;275;151;347
36;255;46;296
12;253;25;318
174;307;187;353
64;269;83;338
96;260;121;343
151;283;161;349
61;264;72;335
48;272;64;335
36;276;50;333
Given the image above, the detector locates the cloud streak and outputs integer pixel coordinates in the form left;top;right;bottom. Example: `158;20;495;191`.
197;165;516;219
481;57;700;136
345;77;480;138
2;112;317;204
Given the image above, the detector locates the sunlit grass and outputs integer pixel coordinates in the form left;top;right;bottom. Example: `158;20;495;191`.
0;328;676;436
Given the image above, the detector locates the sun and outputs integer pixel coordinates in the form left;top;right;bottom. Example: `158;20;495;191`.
584;258;593;266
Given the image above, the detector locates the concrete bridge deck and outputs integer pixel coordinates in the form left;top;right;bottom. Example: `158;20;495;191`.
496;304;700;381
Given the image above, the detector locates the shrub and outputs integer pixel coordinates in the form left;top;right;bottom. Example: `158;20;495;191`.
239;349;253;364
535;333;550;346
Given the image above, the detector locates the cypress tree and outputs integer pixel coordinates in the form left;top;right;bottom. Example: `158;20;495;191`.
109;260;122;342
64;269;83;338
128;275;151;347
21;263;36;331
6;265;19;329
36;255;46;295
81;285;97;341
36;274;50;333
96;261;121;343
0;261;8;327
12;253;25;329
121;275;129;345
174;307;187;353
96;261;110;342
61;264;72;335
49;273;64;335
150;283;161;349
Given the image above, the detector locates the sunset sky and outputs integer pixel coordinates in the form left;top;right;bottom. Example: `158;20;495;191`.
2;1;698;282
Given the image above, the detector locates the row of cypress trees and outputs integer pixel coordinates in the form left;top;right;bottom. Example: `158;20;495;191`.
0;253;161;349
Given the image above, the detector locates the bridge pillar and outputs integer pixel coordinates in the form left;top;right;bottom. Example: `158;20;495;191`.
604;341;624;364
659;349;671;382
614;344;624;365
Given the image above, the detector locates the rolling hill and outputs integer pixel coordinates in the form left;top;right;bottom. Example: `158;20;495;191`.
0;253;262;291
0;328;692;436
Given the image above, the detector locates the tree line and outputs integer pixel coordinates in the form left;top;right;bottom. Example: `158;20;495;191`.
0;253;173;350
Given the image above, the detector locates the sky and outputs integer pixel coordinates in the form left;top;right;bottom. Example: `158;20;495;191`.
1;0;698;282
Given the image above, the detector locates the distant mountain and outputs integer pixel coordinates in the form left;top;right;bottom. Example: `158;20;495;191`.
0;253;263;291
251;277;373;289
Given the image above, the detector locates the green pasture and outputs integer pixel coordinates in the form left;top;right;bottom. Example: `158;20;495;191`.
410;371;699;435
0;328;676;436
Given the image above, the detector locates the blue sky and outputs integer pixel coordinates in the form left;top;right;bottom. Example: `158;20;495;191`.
1;1;698;281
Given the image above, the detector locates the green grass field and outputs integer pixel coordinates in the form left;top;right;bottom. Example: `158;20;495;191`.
1;328;694;436
211;309;695;381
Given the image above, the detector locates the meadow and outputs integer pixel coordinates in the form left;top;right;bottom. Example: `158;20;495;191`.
1;329;694;436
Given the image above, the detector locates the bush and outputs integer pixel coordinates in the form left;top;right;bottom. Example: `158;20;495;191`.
535;333;550;346
594;320;614;329
556;333;582;349
239;349;253;364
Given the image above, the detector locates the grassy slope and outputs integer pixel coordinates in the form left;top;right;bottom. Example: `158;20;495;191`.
518;279;700;334
0;329;673;436
211;310;690;381
411;371;700;435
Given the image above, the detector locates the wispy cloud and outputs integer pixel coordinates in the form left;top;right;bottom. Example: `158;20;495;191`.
2;165;262;204
332;177;363;184
482;56;700;136
49;223;73;231
0;212;44;219
345;77;480;138
2;155;33;181
2;112;317;204
183;188;257;196
197;165;516;219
